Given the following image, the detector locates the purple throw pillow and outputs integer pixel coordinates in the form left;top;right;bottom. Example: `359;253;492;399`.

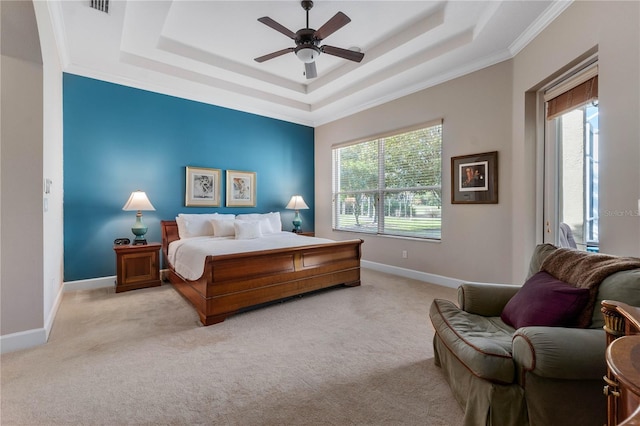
501;271;590;329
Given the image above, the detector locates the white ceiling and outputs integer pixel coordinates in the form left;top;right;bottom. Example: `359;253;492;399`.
49;0;571;126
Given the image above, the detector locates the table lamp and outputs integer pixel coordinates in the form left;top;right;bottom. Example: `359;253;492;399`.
122;190;155;245
286;195;309;232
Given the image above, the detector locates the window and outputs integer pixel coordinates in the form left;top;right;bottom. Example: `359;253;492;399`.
332;121;442;239
543;62;599;251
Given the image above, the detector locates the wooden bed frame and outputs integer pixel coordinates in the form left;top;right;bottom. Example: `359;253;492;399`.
161;220;363;326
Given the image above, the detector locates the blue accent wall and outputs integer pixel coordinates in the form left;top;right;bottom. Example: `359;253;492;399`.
63;73;314;281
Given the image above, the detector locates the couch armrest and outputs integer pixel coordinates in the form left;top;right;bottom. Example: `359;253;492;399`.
458;282;521;316
512;327;606;381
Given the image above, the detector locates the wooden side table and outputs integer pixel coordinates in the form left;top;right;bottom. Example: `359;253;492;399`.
602;300;640;426
292;231;315;237
607;336;640;426
114;242;161;293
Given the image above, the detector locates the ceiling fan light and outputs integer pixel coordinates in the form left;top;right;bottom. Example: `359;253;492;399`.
295;46;319;63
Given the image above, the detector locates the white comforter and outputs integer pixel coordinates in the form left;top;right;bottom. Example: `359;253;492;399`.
168;232;335;280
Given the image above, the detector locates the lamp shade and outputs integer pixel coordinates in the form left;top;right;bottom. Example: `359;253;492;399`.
286;195;309;210
122;191;156;211
295;46;320;63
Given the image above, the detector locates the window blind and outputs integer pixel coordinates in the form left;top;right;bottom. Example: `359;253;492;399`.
545;65;598;120
332;121;443;239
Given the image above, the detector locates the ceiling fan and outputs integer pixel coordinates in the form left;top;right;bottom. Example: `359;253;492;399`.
254;0;365;79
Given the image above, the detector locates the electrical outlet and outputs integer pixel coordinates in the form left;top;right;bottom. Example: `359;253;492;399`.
402;250;408;259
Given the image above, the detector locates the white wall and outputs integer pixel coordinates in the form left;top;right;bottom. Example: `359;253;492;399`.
316;1;640;284
0;0;64;353
510;0;640;280
597;2;640;257
315;61;515;284
0;1;45;339
34;1;65;337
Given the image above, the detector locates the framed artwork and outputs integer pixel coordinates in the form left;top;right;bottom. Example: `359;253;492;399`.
226;170;256;207
185;166;221;207
451;151;498;204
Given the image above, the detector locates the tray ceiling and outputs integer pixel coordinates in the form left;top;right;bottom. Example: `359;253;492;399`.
50;1;570;126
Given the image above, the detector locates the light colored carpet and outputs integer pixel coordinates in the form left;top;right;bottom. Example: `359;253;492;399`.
1;268;463;425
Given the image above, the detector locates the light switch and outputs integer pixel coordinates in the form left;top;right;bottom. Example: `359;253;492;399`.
44;178;52;194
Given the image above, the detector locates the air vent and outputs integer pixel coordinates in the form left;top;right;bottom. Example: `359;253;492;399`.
90;0;109;14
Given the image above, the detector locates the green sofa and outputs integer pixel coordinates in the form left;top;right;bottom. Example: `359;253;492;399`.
429;244;640;426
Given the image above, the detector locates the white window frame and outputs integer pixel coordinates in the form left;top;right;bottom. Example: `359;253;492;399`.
539;57;599;250
331;120;443;240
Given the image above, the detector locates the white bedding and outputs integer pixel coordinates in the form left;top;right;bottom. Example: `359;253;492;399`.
168;232;336;280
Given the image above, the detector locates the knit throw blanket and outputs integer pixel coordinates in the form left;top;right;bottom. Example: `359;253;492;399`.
540;248;640;327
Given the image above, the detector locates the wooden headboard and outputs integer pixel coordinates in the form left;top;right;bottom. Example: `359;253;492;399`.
160;220;179;269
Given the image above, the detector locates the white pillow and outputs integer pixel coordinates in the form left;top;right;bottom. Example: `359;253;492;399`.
210;219;235;237
234;220;263;240
235;213;261;220
236;212;282;234
177;213;235;238
265;212;282;233
175;216;188;239
257;218;275;234
236;214;266;232
214;213;236;221
178;213;235;221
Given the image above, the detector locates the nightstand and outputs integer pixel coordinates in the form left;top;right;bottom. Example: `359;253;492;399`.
293;231;315;237
113;242;161;293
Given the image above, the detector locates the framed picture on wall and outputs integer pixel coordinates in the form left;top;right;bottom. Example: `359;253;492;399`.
451;151;498;204
185;166;221;207
226;170;256;207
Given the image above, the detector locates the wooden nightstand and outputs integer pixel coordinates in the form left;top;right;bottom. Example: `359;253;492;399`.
292;230;315;237
113;242;161;293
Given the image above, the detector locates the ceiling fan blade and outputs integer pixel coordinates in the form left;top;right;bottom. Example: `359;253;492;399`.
254;48;295;63
321;45;364;63
305;62;317;79
257;17;297;40
314;12;351;40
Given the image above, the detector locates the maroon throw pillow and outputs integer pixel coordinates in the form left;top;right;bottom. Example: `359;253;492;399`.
501;271;590;329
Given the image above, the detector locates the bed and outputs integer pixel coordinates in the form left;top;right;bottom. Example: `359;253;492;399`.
161;219;363;326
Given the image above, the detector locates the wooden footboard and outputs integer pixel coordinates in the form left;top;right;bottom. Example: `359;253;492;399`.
161;220;363;325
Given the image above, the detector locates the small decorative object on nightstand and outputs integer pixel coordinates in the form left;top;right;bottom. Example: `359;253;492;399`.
286;195;309;232
122;190;156;245
113;242;161;293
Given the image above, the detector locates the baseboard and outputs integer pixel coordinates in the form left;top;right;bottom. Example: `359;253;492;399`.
63;276;116;292
64;267;458;293
63;271;171;292
0;327;48;354
2;277;115;354
361;260;461;289
44;283;65;340
1;283;64;354
2;265;453;354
